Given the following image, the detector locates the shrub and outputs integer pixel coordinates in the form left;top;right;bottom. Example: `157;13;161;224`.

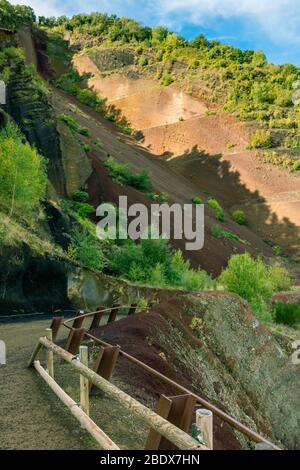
161;74;174;86
104;156;152;192
82;143;91;153
211;225;245;243
68;227;105;271
59;114;90;136
250;130;273;149
78;127;90;137
107;238;213;291
72;191;89;203
75;203;94;218
273;302;300;326
272;245;283;256
192;196;202;205
117;123;133;135
104;114;116;122
207;198;225;222
219;253;291;322
293;160;300;171
160;192;169;203
56;72;105;112
138;56;148;67
232;210;246;225
268;264;291;291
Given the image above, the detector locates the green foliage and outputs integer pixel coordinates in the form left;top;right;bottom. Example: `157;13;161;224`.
58;113;90;136
138;56;148;67
293;160;300;171
257;151;300;172
273;302;300;327
161;74;174;86
268;264;291;291
81;143;91;153
207;198;225;222
0;0;36;29
104;156;152;192
0;123;47;215
192;196;202;205
104;113;116;122
219;253;291;322
211;225;245;243
232;210;246;225
68;227;105;271
117;123;133;135
107;239;214;291
250;130;273;149
272;245;283;256
72;191;89;203
44;10;300;136
56;71;105;112
74;202;94;218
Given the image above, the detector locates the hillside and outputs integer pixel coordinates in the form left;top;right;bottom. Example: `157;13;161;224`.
34;13;300;257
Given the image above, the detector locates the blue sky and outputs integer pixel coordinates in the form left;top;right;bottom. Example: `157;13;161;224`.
11;0;300;65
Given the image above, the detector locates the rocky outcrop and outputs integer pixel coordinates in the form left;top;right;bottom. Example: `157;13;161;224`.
57;120;92;197
151;294;300;449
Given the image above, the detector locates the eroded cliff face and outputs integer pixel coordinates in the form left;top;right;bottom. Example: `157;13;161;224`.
146;294;300;449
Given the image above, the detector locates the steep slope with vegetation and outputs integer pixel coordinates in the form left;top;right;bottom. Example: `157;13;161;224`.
38;11;300;255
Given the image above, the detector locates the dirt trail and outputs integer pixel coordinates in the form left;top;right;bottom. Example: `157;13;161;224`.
0;318;92;449
0;317;148;450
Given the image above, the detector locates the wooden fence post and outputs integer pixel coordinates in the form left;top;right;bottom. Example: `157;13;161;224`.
80;346;89;416
128;303;138;316
196;408;213;450
107;304;120;324
89;306;105;331
45;328;54;378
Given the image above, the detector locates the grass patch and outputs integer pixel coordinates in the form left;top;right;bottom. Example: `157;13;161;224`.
273;302;300;327
59;114;90;136
104;156;152;192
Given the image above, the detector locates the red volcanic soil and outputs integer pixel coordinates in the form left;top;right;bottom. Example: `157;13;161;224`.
72;55;300;254
91;308;242;450
51;87;274;276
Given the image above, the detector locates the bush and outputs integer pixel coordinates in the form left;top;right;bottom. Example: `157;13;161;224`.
268;264;291;291
107;239;214;291
138;56;148;67
104;156;152;192
272;245;283;256
117;123;133;135
273;302;300;326
59;114;90;136
68;227;105;271
207;198;225;222
56;72;105;112
104;114;116;122
211;225;245;243
161;74;174;86
293;160;300;171
219;253;291;322
75;203;94;218
232;210;246;225
250;130;273;149
72;191;89;203
0;123;47;215
192;196;202;205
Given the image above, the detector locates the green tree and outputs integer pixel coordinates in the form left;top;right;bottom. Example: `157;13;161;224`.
0;123;47;215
